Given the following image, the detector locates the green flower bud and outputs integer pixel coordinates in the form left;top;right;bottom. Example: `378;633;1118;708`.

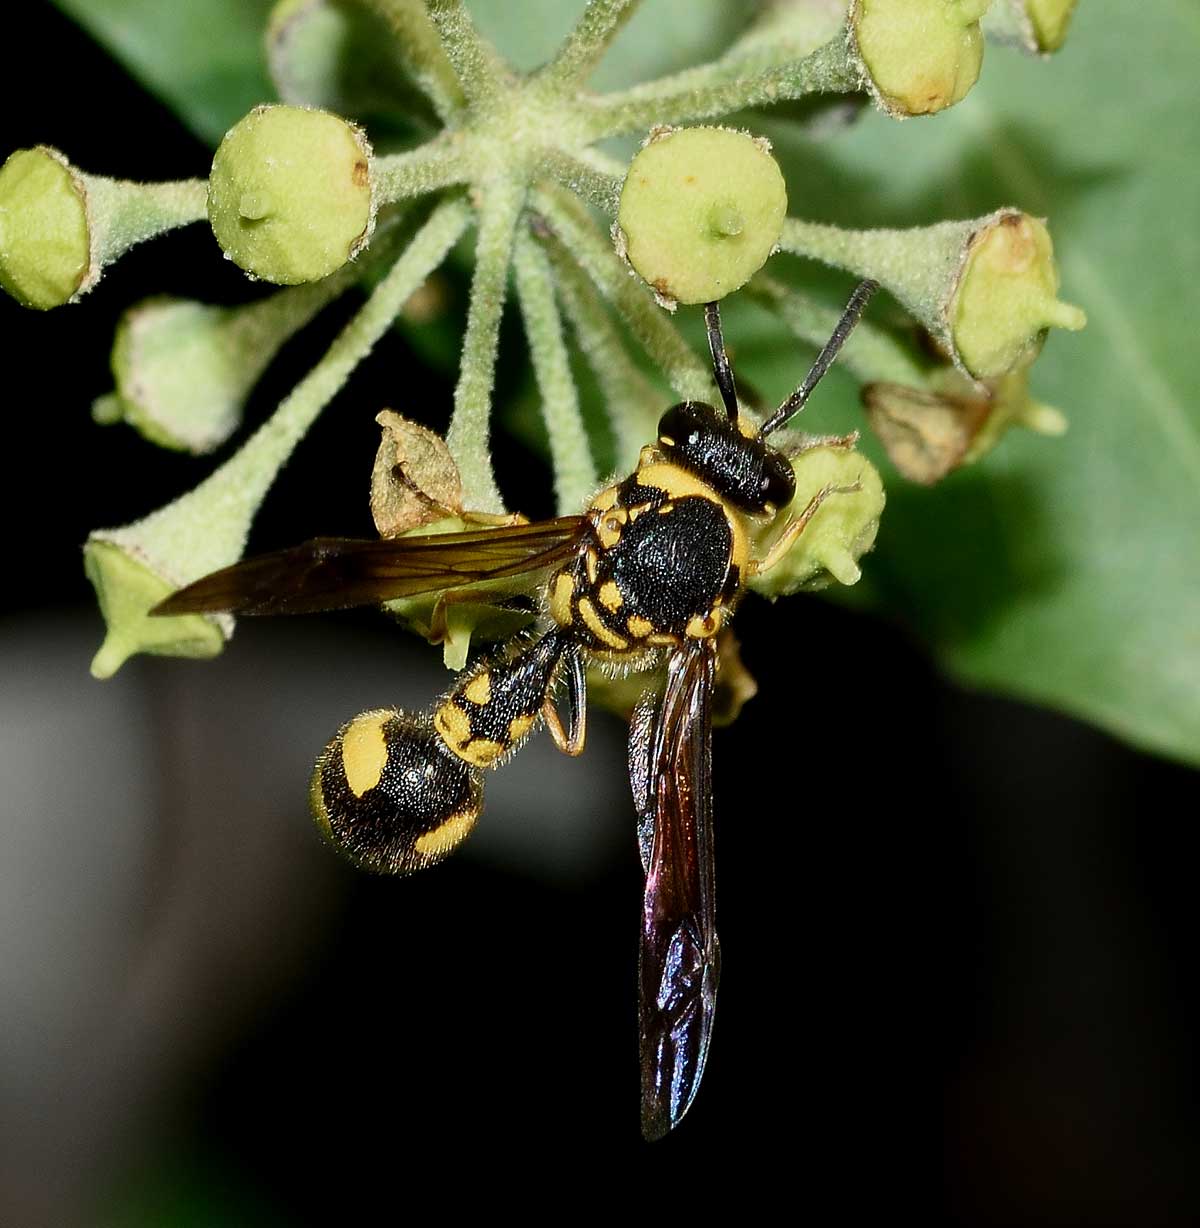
97;274;351;453
208;104;376;284
0;147;205;310
1025;0;1077;51
851;0;990;117
951;212;1085;380
0;147;88;309
984;0;1077;53
780;207;1083;380
84;539;228;679
749;441;886;597
616;126;787;307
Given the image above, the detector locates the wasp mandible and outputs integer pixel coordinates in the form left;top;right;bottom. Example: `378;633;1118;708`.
154;278;879;1138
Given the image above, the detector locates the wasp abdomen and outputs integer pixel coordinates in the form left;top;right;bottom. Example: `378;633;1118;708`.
434;630;567;769
311;708;483;874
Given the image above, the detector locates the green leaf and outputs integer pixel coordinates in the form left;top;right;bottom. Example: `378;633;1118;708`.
740;0;1200;765
49;0;276;146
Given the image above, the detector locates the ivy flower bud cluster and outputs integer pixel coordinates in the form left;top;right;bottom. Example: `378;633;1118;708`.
0;0;1083;678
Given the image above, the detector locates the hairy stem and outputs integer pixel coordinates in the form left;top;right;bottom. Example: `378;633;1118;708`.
546;242;662;472
427;0;509;110
87;176;208;266
513;232;598;513
579;35;858;139
445;179;526;513
99;197;471;587
536;148;623;216
533;0;644;92
533;185;711;402
374;137;468;204
358;0;466;121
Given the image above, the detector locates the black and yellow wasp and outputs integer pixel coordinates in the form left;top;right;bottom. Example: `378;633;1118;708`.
155;280;878;1139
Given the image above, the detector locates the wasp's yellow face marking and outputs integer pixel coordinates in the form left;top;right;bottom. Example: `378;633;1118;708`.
463;672;492;706
585;547;600;584
340;710;390;797
434;702;472;752
578;597;629;650
598;580;623;612
414;807;478;860
507;713;535;743
626;614;654;639
549;572;575;627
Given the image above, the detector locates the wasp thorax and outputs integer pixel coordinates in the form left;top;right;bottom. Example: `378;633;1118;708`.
656;401;795;514
310;708;482;874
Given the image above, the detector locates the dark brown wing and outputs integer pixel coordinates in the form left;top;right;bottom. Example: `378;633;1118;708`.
151;516;588;617
636;641;721;1141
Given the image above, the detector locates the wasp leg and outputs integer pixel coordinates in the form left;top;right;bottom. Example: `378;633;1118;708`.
389;462;528;528
784;430;860;456
749;482;862;576
542;644;587;757
427;585;493;645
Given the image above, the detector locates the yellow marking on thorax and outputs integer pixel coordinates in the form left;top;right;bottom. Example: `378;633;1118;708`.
588;484;620;513
507;713;535;743
596;507;627;549
626;614;654;639
415;808;478;860
632;461;751;594
340;710;391;797
686;610;724;639
549;572;575;626
598;580;623;611
577;597;629;650
463;672;492;705
585;546;600;584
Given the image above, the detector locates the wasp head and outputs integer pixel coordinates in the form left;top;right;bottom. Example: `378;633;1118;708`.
656;401;795;516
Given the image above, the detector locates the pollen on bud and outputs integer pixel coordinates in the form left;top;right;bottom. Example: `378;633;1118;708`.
748;442;886;598
851;0;990;117
951;212;1085;380
84;539;227;679
208;104;375;284
615;126;787;306
0;147;89;309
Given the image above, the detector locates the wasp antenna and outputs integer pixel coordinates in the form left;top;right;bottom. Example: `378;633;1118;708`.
704;300;740;423
759;279;879;438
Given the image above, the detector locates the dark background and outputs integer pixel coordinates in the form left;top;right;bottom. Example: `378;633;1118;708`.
2;5;1197;1224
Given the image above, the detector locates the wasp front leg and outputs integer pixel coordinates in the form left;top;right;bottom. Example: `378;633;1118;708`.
748;482;862;577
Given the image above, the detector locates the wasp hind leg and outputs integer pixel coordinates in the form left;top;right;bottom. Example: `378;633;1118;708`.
542;644;587;757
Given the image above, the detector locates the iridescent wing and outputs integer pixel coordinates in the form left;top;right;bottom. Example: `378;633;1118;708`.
151;516;588;617
634;641;721;1140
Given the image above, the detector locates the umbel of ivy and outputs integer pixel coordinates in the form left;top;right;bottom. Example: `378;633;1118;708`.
0;0;1084;677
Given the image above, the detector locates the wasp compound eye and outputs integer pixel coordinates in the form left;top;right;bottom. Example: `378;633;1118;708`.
759;450;796;511
310;708;482;874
